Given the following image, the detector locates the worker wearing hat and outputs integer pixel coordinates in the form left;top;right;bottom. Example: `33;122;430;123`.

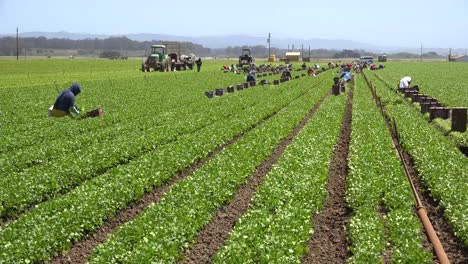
49;83;82;117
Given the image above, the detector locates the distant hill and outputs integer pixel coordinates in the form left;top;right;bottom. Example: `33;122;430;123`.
1;31;466;56
1;31;375;50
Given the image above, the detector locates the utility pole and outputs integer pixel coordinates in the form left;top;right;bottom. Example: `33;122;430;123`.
16;27;19;60
301;44;303;60
420;43;423;62
267;33;271;58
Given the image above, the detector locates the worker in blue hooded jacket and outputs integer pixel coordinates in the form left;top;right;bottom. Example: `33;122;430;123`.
49;83;82;117
246;71;256;82
340;71;352;82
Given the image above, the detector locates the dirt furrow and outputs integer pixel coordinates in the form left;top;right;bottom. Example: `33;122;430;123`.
302;81;353;264
179;92;330;264
399;149;468;263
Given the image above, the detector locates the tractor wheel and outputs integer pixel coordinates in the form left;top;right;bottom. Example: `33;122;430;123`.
141;63;145;72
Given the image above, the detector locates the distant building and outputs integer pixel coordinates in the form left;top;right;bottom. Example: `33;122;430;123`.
378;54;387;62
449;55;468;62
285;52;301;62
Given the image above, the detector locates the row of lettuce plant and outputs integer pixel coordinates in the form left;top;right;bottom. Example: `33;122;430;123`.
0;74;331;262
0;70;247;153
0;75;283;219
370;62;468;107
346;75;431;263
0;73;327;220
364;72;468;246
0;62;323;154
0;66;252;153
368;69;468;147
213;90;346;263
88;79;331;262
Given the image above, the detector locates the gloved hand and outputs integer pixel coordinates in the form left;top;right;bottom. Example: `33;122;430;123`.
70;106;80;116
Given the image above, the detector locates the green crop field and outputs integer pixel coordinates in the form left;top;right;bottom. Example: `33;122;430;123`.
0;58;466;263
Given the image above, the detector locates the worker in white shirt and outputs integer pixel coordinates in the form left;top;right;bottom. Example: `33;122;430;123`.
399;76;412;89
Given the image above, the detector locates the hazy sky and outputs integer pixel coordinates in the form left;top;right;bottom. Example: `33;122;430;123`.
1;0;467;48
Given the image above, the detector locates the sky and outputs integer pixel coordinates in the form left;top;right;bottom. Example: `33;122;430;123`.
1;0;467;48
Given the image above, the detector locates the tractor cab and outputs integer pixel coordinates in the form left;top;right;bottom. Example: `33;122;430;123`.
241;48;251;59
150;45;166;60
239;48;253;67
142;45;168;72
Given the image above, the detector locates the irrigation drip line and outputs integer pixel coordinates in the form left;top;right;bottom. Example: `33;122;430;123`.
362;72;450;264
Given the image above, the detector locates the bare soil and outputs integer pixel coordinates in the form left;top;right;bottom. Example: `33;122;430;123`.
302;82;353;263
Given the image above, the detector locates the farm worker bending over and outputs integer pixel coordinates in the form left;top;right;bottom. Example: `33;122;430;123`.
230;64;237;73
399;76;412;89
49;83;82;117
307;67;316;76
282;68;292;79
340;71;352;82
195;58;202;72
246;71;256;82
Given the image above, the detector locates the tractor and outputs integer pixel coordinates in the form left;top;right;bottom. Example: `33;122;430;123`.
141;45;170;72
238;48;253;67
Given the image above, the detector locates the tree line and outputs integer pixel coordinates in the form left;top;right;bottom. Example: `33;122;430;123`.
0;36;210;57
0;36;442;59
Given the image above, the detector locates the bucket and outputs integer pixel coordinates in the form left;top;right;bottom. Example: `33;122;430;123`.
205;91;214;98
215;88;224;96
331;84;340;95
451;107;467;132
86;108;105;118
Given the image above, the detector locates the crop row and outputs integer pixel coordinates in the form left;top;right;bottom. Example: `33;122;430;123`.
347;75;431;263
0;74;332;262
1;68;317;218
0;71;247;153
0;75;282;218
364;72;468;246
213;89;346;263
370;62;468;107
368;69;468;148
88;78;331;262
